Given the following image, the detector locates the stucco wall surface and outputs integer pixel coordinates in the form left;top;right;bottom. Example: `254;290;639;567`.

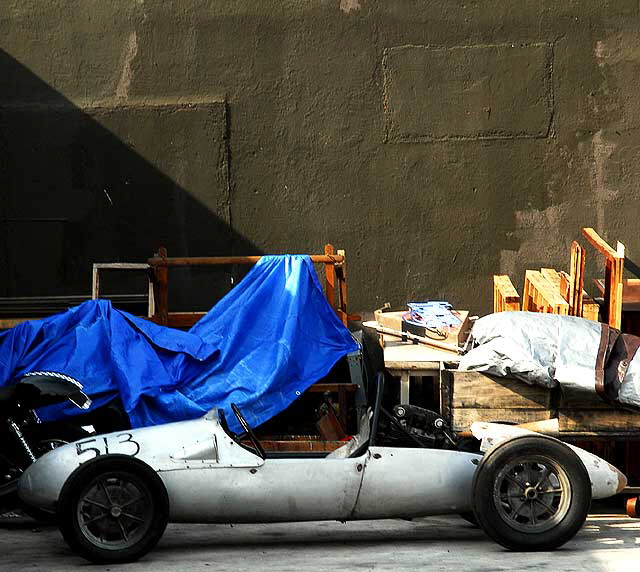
1;1;639;314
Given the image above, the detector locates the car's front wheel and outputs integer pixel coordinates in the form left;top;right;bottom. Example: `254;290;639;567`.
472;435;591;551
57;455;169;563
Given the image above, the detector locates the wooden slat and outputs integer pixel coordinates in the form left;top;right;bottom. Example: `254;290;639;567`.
582;295;600;321
493;275;520;312
581;228;624;329
559;409;640;432
450;371;553;409
165;312;205;328
569;241;586;317
324;243;336;309
336;249;348;326
540;268;561;289
594;279;640;303
523;270;569;314
582;227;619;259
148;254;345;267
245;439;344;452
451;408;552;432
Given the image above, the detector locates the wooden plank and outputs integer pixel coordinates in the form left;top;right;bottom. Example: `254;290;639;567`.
148;254;345;267
152;247;169;325
540;268;561;289
559;409;640;432
612;241;625;329
582;227;619;259
91;265;99;300
385;362;441;372
451;408;552;432
594;278;640;303
246;439;344;452
493;275;520;312
0;317;38;329
571;242;586;317
524;270;569;314
149;311;205;328
93;263;150;270
580;285;600;321
324;244;336;309
336;249;348;326
450;372;553;409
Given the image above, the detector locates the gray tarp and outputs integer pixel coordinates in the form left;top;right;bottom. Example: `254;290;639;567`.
459;312;640;410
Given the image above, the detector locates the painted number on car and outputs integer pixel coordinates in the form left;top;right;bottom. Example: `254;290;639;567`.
76;433;141;461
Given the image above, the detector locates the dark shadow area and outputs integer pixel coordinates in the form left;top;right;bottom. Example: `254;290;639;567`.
0;49;261;312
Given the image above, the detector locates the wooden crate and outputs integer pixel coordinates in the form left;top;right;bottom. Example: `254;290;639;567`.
373;309;470;347
441;370;640;435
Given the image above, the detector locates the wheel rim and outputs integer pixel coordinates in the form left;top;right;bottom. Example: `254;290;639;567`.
493;455;572;534
76;472;153;551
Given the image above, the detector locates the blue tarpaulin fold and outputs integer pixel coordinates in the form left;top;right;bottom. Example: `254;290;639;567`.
0;255;358;433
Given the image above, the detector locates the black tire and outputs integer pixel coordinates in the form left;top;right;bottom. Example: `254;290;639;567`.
57;455;169;564
472;435;591;551
21;422;92;523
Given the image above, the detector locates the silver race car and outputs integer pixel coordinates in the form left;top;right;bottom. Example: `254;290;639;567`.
18;375;627;564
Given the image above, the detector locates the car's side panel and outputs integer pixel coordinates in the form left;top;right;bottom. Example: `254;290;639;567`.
352;447;481;519
161;455;367;523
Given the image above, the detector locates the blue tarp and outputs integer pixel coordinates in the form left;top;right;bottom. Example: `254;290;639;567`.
0;255;358;433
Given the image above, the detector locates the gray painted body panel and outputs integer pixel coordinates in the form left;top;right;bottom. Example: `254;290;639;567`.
353;447;477;518
18;409;623;523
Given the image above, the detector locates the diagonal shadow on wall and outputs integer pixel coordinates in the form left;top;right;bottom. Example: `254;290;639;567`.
0;49;261;312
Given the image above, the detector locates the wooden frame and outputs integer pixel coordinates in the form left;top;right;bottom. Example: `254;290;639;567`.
582;227;625;329
493;275;520;312
522;270;569;314
91;263;155;318
568;241;586;317
146;244;353;328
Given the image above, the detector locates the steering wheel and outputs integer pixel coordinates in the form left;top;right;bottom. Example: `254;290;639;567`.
230;403;266;460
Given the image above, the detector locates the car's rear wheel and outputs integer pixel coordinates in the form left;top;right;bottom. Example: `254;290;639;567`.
472;436;591;551
57;455;169;563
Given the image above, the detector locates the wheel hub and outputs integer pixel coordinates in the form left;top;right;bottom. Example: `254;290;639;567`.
110;505;122;518
494;457;571;534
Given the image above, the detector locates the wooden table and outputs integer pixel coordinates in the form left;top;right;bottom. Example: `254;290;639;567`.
382;335;461;405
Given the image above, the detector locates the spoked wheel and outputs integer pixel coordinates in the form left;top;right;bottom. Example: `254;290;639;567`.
472;436;591;551
77;473;154;548
58;455;169;563
494;457;571;533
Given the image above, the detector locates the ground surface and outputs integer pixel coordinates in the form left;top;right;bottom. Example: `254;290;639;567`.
1;512;639;572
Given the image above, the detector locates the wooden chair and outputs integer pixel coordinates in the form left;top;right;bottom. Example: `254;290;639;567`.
582;228;625;329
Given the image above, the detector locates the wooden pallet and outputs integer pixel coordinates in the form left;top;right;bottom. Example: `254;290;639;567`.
493;275;520;312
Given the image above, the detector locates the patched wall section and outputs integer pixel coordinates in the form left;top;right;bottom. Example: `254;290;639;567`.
383;43;554;142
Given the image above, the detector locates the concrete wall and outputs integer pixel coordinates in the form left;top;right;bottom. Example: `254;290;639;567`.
1;1;639;314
